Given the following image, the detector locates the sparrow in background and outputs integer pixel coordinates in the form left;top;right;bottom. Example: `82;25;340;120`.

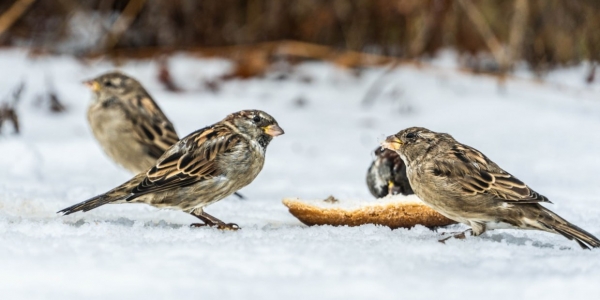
366;147;413;198
85;71;179;174
382;127;600;249
84;71;244;199
59;110;284;229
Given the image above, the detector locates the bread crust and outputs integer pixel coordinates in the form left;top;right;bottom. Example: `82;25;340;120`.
283;197;456;229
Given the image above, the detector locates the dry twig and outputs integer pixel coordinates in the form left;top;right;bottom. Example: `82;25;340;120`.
0;81;25;134
0;0;36;39
157;57;183;92
101;0;147;52
507;0;529;70
456;0;507;71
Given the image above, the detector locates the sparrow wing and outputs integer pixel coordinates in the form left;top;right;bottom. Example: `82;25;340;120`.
125;125;243;200
128;94;180;159
431;144;550;204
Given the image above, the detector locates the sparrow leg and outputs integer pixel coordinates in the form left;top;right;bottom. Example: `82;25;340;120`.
190;209;240;230
438;229;473;244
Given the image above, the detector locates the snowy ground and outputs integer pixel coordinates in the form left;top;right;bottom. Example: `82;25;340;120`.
1;50;600;299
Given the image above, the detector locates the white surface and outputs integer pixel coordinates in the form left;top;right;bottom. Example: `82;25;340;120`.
1;50;600;299
286;194;424;210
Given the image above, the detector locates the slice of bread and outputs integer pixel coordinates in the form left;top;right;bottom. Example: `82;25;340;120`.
283;195;456;229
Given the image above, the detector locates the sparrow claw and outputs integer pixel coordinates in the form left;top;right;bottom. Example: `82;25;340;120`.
438;230;470;244
218;223;240;231
438;237;450;244
190;222;240;231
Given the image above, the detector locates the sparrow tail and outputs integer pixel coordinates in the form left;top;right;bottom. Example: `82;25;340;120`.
538;207;600;249
57;174;143;215
57;194;116;215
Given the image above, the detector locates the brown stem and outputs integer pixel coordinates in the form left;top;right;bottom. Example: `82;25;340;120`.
0;0;37;38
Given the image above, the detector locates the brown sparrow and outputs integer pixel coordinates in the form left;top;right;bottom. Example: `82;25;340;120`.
85;71;179;174
382;127;600;249
84;72;245;199
366;147;413;198
59;110;284;229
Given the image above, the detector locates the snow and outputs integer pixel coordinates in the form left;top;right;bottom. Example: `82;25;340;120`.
286;194;424;210
1;49;600;299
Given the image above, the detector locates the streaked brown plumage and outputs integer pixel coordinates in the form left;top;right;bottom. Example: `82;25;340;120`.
59;110;284;229
382;127;600;249
366;147;413;198
84;71;244;199
85;71;179;174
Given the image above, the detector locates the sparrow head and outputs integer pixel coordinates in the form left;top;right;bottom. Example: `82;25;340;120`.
225;110;284;146
83;71;144;96
381;127;441;164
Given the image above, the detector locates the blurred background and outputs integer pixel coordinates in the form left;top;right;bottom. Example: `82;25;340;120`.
1;0;600;132
2;0;600;71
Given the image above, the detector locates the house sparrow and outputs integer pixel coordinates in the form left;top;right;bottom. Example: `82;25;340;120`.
85;71;179;174
366;147;413;198
58;110;284;229
382;127;600;249
84;71;244;199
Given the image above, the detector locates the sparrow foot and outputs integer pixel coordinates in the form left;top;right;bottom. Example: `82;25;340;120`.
218;223;240;230
438;229;472;244
190;222;240;230
190;209;240;230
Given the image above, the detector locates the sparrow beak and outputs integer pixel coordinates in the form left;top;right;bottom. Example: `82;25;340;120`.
263;124;285;137
381;135;402;150
83;80;100;92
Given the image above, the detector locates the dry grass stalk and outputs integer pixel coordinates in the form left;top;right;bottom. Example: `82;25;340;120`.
0;81;24;134
100;0;147;53
456;0;507;71
507;0;529;70
0;0;36;39
157;57;182;92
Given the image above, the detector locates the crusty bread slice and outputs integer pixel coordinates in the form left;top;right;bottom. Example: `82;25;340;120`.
282;195;456;229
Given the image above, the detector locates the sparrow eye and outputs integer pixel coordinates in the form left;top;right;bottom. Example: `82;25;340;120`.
252;115;261;123
406;132;417;139
104;81;115;87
